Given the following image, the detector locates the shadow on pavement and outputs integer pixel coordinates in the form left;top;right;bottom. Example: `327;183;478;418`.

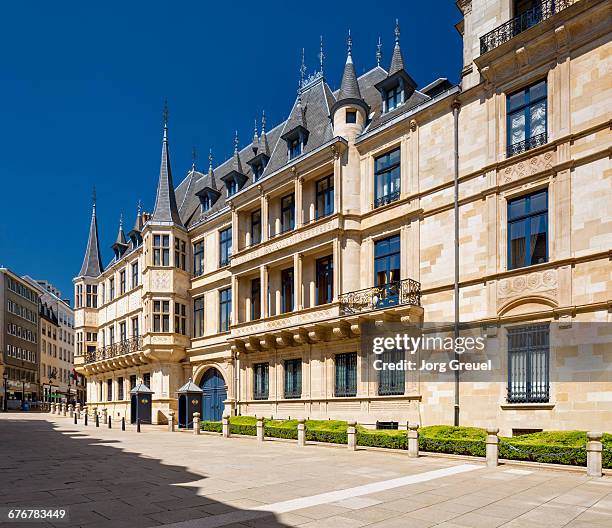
0;417;289;528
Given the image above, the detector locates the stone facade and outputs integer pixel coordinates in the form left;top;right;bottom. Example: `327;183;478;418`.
74;0;611;435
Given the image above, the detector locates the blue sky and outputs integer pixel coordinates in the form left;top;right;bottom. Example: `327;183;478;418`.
0;1;462;302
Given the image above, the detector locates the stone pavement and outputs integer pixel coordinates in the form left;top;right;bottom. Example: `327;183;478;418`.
0;414;610;528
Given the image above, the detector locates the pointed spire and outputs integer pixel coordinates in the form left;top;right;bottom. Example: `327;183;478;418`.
252;119;259;153
191;146;197;172
113;214;128;247
231;131;244;173
208;148;217;190
79;189;104;277
151;101;183;227
299;48;307;88
259;110;269;154
129;200;143;243
337;29;362;101
389;19;405;75
376;37;382;67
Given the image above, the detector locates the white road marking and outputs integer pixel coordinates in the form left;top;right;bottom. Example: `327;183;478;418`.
161;463;482;528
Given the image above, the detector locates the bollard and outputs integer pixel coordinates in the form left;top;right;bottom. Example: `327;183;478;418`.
297;419;305;447
347;421;357;451
50;403;55;414
108;416;112;429
168;411;175;432
222;415;230;438
486;427;499;468
137;418;141;432
408;423;420;458
73;412;77;425
76;403;82;417
586;432;603;477
68;404;74;418
193;412;200;435
121;417;126;431
85;413;88;426
256;417;264;442
95;413;99;427
62;403;67;416
102;408;108;425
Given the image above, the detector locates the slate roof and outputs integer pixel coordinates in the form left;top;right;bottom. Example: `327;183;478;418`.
151;125;183;227
177;378;204;393
130;383;154;394
78;203;104;278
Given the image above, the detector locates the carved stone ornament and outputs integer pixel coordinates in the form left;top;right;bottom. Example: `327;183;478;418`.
501;151;554;184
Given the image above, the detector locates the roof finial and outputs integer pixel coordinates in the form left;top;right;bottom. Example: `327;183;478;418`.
234;130;239;153
319;35;325;74
92;185;97;212
137;199;142;216
163;99;169;128
191;145;197;171
376;36;382;66
208;148;213;172
299;48;307;87
261;110;266;133
119;213;123;229
395;19;400;44
347;29;352;55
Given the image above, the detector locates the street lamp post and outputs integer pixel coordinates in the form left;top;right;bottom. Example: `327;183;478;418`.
2;372;8;412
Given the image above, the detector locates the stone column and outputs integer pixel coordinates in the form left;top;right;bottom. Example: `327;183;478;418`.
256;417;264;442
260;265;269;318
295;175;303;228
261;193;269;242
231;275;239;325
193;412;200;435
294;253;303;311
222;415;231;438
347;421;357;451
408;423;419;458
332;146;341;214
486;427;499;468
587;432;603;477
332;238;341;302
231;206;239;253
168;410;175;432
297;419;305;447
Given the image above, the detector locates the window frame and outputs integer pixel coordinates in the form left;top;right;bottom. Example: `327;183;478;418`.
506;79;547;157
153;234;170;266
374;148;401;208
280;193;295;233
253;362;269;400
193;297;204;337
153;300;170;333
281;267;294;314
219;287;231;333
507;324;550;403
251;278;261;320
284;358;302;399
335;352;357;397
219;227;232;267
250;209;262;245
315;175;334;219
315;255;333;305
507;189;548;270
193;241;204;277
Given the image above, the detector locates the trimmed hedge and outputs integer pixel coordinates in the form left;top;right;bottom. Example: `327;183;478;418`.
199;418;611;468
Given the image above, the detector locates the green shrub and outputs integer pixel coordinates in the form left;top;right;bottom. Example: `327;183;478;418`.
357;428;407;449
200;420;221;433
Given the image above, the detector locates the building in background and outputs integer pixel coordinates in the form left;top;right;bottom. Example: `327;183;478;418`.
74;0;610;434
24;277;82;405
0;268;40;410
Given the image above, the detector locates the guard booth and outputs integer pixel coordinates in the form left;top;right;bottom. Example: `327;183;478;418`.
177;379;203;429
130;383;154;424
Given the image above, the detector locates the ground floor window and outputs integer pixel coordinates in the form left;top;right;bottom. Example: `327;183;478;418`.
378;349;405;395
117;377;124;400
507;324;549;403
284;359;302;399
253;363;269;400
335;352;357;397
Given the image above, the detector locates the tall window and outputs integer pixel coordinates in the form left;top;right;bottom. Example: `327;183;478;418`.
385;84;402;112
117;377;124;400
131;317;139;338
250;210;261;245
374;235;400;307
109;277;115;301
153;234;170;266
219;227;232;267
251;278;261;320
129;375;137;390
253;362;269;400
335;352;357;397
86;285;97;308
284;359;302;399
374;148;401;208
281;268;294;313
507;80;547;157
378;349;405;395
119;270;126;295
153;300;170;332
508;190;548;270
107;379;113;401
316;256;333;305
109;326;115;345
193;297;204;337
119;321;127;342
193;241;204;277
75;285;82;308
219;288;231;332
281;194;295;233
252;161;265;181
143;373;151;388
289;137;301;159
174;303;186;335
175;239;187;271
131;262;139;288
315;175;334;219
508;324;549;403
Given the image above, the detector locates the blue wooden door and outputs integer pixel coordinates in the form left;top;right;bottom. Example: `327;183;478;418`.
200;369;226;422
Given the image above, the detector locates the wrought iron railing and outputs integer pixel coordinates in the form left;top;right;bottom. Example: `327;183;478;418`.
339;278;421;315
374;189;400;209
84;336;142;364
480;0;575;54
507;131;547;158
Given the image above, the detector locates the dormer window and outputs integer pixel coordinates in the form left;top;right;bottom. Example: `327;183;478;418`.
201;194;211;212
220;170;248;198
281;122;308;162
196;186;221;214
252;161;265;181
289;137;302;159
384;84;403;112
226;179;237;197
346;110;357;123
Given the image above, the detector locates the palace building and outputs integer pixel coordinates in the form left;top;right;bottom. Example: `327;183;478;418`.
74;0;611;435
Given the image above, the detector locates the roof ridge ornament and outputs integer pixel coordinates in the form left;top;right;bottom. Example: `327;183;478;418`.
252;118;259;153
319;35;325;75
191;145;197;172
347;29;352;56
376;36;382;67
299;48;307;88
395;18;400;43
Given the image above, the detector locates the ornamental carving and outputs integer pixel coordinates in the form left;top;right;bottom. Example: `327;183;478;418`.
152;270;171;290
500;150;554;184
497;269;558;301
231;306;339;336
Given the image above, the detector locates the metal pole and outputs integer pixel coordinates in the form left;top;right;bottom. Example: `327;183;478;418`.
452;98;461;427
137;418;141;433
95;413;99;427
108;416;112;429
85;413;88;426
121;417;125;431
74;412;77;425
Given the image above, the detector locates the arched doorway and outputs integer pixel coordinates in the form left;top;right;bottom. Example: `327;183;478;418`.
200;368;226;422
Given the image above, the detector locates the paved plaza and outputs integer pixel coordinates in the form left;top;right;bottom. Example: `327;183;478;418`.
0;414;610;528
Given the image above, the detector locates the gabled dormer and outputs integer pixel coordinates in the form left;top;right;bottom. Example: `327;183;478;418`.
196;150;221;213
247;112;270;181
111;215;129;260
281;92;309;160
374;21;417;114
220;132;248;197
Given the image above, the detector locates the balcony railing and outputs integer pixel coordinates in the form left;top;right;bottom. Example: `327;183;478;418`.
374;189;400;209
339;278;421;315
84;336;142;364
507;131;547;158
480;0;575;55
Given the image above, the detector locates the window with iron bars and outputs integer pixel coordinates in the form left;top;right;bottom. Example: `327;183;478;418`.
378;349;405;395
253;362;269;400
507;324;549;403
335;352;357;397
284;359;302;399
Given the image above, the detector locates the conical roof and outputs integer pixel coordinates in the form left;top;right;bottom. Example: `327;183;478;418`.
330;31;369;117
79;198;104;277
177;378;204;394
113;217;128;247
389;21;405;76
130;383;154;394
